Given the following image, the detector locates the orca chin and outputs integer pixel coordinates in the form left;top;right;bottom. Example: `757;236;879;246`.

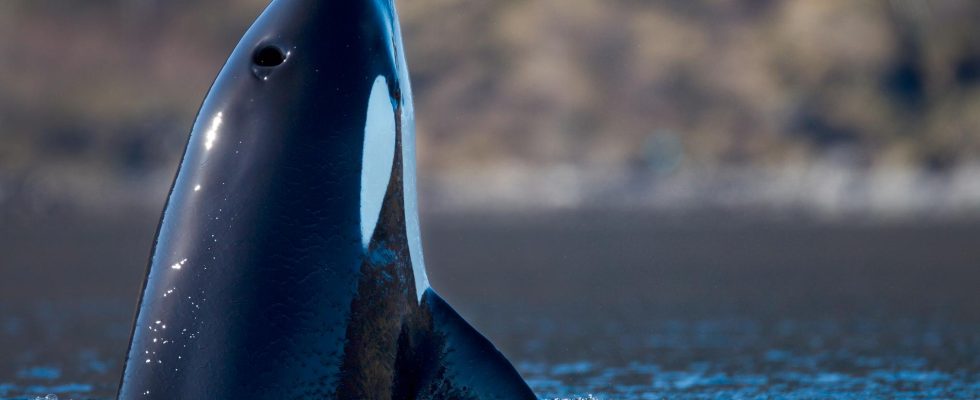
116;0;536;398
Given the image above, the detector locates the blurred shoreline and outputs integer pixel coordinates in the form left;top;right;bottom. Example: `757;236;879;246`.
5;162;980;224
425;162;980;220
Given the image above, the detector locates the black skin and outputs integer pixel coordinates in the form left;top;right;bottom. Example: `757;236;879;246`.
116;0;536;398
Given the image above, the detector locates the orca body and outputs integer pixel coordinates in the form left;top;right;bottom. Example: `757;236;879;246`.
117;1;536;398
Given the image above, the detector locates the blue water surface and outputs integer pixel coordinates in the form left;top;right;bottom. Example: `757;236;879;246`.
2;303;979;399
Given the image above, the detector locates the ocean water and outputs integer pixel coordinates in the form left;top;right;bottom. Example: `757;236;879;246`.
2;303;979;399
2;213;980;399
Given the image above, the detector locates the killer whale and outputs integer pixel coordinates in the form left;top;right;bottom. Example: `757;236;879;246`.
116;0;536;398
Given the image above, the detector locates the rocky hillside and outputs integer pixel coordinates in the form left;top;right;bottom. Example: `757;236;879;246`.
2;0;980;217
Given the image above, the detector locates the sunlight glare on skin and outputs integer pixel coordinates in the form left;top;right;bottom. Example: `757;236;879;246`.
204;112;224;151
170;259;188;270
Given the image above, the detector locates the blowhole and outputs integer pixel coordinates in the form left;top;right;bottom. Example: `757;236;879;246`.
253;45;286;67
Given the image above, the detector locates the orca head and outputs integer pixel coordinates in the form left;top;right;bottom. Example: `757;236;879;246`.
194;0;403;199
166;0;428;297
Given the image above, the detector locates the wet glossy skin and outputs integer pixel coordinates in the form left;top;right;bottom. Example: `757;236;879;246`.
117;0;534;398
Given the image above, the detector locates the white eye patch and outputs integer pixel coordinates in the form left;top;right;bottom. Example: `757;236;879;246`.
360;76;396;249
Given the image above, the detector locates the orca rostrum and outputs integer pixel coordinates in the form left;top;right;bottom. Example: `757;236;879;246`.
116;1;536;398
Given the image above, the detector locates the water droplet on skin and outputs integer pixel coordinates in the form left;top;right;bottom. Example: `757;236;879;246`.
252;65;275;81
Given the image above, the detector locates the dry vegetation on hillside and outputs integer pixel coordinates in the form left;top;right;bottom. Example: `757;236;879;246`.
2;0;980;215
